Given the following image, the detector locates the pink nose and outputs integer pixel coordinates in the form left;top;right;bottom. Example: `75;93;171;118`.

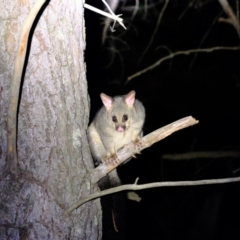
117;126;125;132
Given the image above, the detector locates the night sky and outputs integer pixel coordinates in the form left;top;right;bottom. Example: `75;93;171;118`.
85;1;240;239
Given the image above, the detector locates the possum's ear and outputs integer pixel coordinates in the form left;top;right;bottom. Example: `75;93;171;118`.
124;91;135;108
100;93;113;110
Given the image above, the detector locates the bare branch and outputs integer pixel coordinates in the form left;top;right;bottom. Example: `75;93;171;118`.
131;0;139;20
138;0;169;64
127;46;240;82
178;0;196;20
90;116;199;184
218;0;240;38
120;0;162;12
101;0;121;44
7;0;47;174
104;47;125;78
162;151;240;160
64;176;240;215
84;2;127;31
187;10;223;73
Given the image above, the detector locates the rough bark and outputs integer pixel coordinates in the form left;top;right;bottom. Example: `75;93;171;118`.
0;0;102;239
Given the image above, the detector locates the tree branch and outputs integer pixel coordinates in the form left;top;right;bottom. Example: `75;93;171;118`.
218;0;240;38
138;0;169;64
162;151;240;160
64;176;240;215
187;10;223;73
63;116;199;216
84;2;127;30
90;116;198;184
127;46;240;82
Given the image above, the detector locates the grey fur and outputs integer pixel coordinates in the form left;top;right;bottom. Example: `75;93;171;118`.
87;91;145;186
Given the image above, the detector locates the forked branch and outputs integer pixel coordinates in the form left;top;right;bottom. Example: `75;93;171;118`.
64;175;240;215
64;116;199;215
218;0;240;38
90;116;198;184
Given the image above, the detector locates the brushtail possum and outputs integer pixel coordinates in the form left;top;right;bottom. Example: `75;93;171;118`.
87;90;145;187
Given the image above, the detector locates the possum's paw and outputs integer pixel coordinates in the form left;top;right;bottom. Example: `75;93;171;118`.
104;153;120;166
132;137;144;157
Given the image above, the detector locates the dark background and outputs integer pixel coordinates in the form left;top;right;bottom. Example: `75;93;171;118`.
85;1;240;239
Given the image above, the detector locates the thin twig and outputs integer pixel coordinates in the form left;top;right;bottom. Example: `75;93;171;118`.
120;0;162;12
138;0;169;64
237;0;239;20
187;10;223;73
63;176;240;215
178;0;196;20
127;45;240;82
143;0;148;19
104;47;125;76
84;3;127;30
7;0;47;174
162;151;240;160
131;0;139;20
218;0;240;38
101;0;120;43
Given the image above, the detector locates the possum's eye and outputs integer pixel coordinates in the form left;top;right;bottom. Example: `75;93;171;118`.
122;114;128;122
112;116;118;123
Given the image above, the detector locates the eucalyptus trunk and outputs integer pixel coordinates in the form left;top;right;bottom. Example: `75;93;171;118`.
0;1;102;239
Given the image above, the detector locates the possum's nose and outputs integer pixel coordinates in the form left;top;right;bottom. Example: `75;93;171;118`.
116;125;126;132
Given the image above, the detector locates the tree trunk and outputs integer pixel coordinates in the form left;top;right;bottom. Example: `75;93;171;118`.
0;1;102;239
